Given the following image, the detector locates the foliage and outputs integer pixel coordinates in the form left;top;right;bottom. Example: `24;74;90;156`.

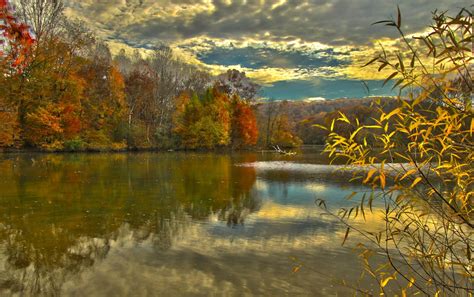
256;99;302;148
254;97;399;145
123;66;156;147
318;8;473;296
174;88;231;149
24;104;63;149
0;0;35;74
0;0;34;148
0;0;260;151
215;69;260;103
79;45;127;147
0;108;19;147
271;114;303;148
63;137;85;151
173;88;260;150
231;98;258;148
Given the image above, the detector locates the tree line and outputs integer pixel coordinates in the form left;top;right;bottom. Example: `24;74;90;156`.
0;0;265;151
1;0;393;152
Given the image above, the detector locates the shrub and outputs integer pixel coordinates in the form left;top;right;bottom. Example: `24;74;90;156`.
318;8;473;296
63;137;85;151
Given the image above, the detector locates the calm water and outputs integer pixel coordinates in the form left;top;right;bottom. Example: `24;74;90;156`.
0;150;384;296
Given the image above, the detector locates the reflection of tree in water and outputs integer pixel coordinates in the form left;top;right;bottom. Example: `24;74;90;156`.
0;228;111;296
0;153;259;296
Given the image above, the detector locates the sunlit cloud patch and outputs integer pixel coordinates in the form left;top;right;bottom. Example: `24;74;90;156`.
63;0;471;100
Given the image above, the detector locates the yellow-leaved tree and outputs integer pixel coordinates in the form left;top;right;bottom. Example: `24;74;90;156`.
317;7;472;296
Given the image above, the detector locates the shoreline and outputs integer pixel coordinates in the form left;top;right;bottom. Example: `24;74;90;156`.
0;146;308;155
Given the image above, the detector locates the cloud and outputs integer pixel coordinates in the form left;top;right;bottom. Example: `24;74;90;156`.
64;0;470;46
62;0;470;97
170;36;349;83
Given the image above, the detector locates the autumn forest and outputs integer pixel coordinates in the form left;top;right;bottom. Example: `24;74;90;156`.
0;0;322;151
1;0;411;153
0;0;472;296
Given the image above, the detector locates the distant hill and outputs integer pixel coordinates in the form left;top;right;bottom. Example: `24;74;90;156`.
255;97;398;145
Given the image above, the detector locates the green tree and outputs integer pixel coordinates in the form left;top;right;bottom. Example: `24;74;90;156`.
175;88;231;149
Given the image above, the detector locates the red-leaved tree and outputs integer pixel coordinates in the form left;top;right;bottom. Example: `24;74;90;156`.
0;0;35;74
232;99;258;148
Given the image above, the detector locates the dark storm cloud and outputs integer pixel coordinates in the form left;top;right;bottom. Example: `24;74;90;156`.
65;0;471;46
63;0;470;99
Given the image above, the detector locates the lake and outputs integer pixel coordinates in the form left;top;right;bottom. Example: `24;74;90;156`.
0;150;385;296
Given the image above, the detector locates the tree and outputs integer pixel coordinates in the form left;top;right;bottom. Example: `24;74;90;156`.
0;106;19;147
231;98;258;148
79;44;127;149
124;64;157;147
271;113;302;148
3;1;267;151
0;0;35;74
318;8;472;296
215;69;260;103
145;47;211;146
257;98;282;147
257;99;302;148
18;37;85;149
1;0;102;150
295;113;328;145
14;0;64;42
174;88;231;149
0;0;35;147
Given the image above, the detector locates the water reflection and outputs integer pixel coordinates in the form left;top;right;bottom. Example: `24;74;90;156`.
0;153;259;296
0;152;384;296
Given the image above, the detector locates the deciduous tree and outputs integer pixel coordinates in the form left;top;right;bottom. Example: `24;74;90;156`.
231;98;258;148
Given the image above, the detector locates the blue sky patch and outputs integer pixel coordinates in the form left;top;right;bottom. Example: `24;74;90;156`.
195;46;350;69
261;79;396;100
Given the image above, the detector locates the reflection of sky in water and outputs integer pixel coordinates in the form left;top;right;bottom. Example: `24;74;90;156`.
206;176;382;243
254;178;369;206
0;154;387;296
61;223;362;297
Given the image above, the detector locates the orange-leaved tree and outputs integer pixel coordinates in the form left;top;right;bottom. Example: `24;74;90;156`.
78;45;127;150
14;37;86;150
231;97;258;148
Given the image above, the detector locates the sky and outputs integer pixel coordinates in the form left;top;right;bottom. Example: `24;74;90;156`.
63;0;470;100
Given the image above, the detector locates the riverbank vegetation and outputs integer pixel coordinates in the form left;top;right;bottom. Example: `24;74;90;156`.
318;7;472;296
0;0;267;151
1;0;472;295
0;0;408;153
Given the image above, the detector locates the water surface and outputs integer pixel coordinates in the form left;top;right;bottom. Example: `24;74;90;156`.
0;151;384;296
